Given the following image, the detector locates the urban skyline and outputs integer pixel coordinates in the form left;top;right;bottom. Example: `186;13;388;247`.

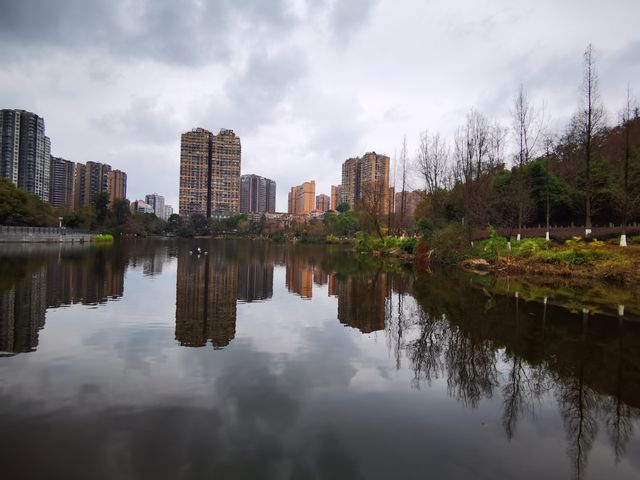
2;2;635;214
2;108;408;217
0;108;129;212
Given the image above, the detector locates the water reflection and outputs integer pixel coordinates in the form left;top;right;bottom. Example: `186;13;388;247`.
175;248;238;348
405;277;640;479
0;244;126;353
0;240;639;479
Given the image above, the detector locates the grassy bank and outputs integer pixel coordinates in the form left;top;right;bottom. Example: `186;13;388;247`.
90;234;114;243
460;230;640;284
353;233;418;262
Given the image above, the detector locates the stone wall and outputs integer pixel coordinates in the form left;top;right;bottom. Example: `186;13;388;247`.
0;226;94;243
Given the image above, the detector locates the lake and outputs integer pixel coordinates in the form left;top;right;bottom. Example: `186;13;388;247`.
0;239;639;479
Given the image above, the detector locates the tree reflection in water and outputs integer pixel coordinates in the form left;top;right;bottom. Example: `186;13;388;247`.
379;271;640;479
1;240;639;478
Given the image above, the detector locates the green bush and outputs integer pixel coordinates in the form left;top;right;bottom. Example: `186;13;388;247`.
354;232;373;252
536;248;611;265
91;234;114;243
428;223;470;264
325;234;341;244
354;234;417;255
416;219;435;239
517;239;541;258
398;237;418;254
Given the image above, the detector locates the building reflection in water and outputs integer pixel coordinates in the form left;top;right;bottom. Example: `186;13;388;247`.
0;267;47;353
237;262;273;303
175;251;238;348
330;272;390;334
286;261;313;299
0;249;126;354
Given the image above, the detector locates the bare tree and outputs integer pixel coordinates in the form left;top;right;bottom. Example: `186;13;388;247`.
543;134;557;239
488;121;509;169
572;44;606;234
511;84;545;235
357;177;388;239
398;136;409;234
388;150;397;234
619;85;637;246
415;130;449;217
453;109;494;227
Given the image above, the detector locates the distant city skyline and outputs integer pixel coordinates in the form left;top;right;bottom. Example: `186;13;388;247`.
0;1;638;210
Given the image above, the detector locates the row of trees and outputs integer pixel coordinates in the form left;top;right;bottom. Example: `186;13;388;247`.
382;44;640;239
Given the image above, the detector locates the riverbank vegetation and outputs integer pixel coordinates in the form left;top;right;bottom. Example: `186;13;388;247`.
90;234;114;243
452;227;640;284
0;178;58;226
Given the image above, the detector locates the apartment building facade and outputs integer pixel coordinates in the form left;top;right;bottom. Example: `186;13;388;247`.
179;128;241;218
240;174;276;214
287;180;315;214
340;152;391;214
0;109;51;202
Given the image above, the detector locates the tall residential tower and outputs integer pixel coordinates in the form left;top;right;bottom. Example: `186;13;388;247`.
0;109;51;202
240;174;276;214
287;180;315;214
179;128;241;218
341;152;390;213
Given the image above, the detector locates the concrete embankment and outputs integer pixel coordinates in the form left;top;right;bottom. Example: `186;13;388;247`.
0;226;95;243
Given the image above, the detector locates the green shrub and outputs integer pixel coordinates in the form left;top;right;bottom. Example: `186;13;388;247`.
354;234;417;255
484;225;507;259
536;248;610;265
428;223;470;264
518;239;541;258
325;234;340;244
527;236;611;265
416;219;435;239
398;237;418;254
354;232;373;252
91;234;114;243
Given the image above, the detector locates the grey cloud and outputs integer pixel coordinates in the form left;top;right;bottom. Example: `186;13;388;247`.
198;48;307;134
0;0;295;66
328;0;379;42
0;0;377;66
92;96;180;144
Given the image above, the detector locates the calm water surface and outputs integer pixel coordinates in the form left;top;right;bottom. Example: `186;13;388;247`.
0;239;639;479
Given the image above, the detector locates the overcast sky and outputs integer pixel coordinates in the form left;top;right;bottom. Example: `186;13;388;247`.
1;0;639;210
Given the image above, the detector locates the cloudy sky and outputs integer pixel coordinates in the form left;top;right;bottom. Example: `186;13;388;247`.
1;0;639;210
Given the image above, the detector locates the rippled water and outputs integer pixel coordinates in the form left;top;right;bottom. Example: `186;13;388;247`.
0;239;638;479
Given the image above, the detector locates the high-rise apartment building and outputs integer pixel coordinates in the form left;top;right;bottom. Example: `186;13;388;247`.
341;152;390;213
394;190;424;217
1;109;127;211
49;156;75;210
330;185;342;210
131;200;154;214
266;179;276;213
0;109;51;202
287;180;315;214
164;205;174;219
145;193;165;219
73;161;112;209
179;127;241;218
108;170;127;206
240;174;276;214
316;193;330;212
0;110;20;185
